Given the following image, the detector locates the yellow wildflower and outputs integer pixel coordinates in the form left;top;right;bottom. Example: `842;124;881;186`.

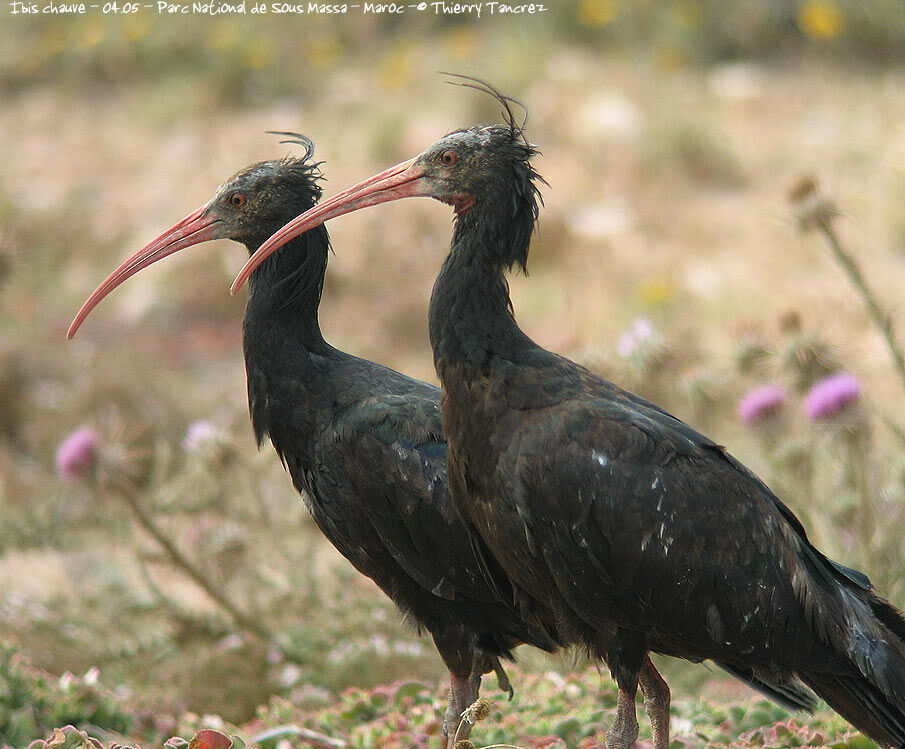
798;0;845;40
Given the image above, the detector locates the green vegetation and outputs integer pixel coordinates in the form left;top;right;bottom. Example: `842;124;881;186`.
0;644;883;747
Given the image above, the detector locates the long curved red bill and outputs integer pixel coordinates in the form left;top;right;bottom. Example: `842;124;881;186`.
67;204;219;339
230;158;425;295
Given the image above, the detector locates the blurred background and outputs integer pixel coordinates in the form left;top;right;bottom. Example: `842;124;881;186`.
2;1;905;746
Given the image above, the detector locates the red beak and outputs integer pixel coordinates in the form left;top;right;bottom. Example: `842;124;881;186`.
67;204;220;339
230;158;427;295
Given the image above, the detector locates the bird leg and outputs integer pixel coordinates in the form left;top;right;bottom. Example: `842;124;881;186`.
444;672;480;749
639;658;670;749
604;635;646;749
605;686;640;749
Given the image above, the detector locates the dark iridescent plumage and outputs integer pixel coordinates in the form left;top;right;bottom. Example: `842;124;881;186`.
422;99;905;749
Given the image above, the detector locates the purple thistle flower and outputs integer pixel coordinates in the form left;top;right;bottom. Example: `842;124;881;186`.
804;372;861;420
617;318;655;358
55;427;100;481
183;420;218;451
737;384;787;424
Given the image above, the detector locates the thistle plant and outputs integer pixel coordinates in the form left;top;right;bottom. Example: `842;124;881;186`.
789;176;905;397
737;384;787;427
54;428;101;482
53;417;272;644
803;372;861;421
786;178;905;580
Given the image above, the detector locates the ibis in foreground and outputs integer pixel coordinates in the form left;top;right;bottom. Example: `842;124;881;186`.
234;86;905;748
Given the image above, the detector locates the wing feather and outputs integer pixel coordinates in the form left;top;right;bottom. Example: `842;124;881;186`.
324;392;498;603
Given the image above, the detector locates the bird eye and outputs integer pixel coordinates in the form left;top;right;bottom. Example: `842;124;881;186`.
440;150;458;166
229;192;246;208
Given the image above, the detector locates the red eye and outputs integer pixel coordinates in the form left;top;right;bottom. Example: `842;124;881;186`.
229;192;246;208
440;150;457;166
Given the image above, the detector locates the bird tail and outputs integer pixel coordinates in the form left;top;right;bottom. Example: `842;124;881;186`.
802;672;905;748
715;661;816;712
800;588;905;748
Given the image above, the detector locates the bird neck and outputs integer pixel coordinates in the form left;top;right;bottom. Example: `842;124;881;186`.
241;226;339;470
428;204;539;371
243;226;331;352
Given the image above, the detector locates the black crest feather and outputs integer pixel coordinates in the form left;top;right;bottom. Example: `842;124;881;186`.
441;73;531;149
268;131;316;161
267;131;326;191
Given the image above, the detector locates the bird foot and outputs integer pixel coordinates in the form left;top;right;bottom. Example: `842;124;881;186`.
489;656;514;699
